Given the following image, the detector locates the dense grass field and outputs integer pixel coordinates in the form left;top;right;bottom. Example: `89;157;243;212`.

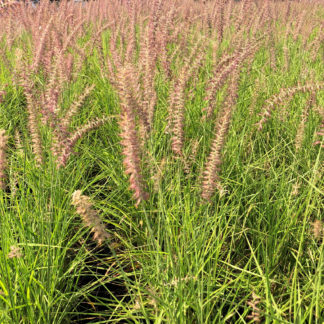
0;0;323;323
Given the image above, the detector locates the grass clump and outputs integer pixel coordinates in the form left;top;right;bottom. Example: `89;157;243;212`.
0;0;323;323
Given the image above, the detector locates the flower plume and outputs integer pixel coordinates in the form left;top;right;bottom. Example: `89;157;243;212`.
72;190;110;246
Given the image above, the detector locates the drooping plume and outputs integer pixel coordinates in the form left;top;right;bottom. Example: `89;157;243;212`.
72;190;110;246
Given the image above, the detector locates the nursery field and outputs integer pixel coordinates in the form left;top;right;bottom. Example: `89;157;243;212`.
0;0;323;323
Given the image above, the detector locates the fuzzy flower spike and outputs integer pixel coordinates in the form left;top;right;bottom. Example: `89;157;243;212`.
72;190;110;246
0;129;8;190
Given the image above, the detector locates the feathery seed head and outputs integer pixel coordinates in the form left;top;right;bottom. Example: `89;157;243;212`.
72;190;110;246
0;129;8;190
312;220;323;240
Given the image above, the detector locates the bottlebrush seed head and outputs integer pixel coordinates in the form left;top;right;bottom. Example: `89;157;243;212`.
0;129;9;190
72;190;110;246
